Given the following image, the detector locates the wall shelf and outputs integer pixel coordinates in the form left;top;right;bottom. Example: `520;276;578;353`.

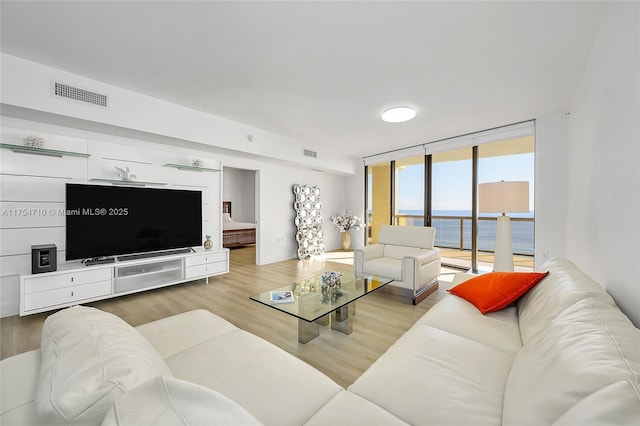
163;163;220;172
0;143;90;158
89;178;168;186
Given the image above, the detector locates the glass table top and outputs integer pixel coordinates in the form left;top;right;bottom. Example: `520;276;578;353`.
250;270;393;323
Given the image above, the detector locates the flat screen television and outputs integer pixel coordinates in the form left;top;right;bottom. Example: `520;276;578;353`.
66;183;202;260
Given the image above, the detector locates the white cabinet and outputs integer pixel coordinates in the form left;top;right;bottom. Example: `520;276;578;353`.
19;249;229;316
115;258;184;294
21;268;112;314
185;251;229;282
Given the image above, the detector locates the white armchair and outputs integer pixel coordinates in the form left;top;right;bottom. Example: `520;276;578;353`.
354;225;441;304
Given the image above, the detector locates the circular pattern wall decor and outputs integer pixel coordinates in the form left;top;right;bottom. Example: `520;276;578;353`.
292;184;325;259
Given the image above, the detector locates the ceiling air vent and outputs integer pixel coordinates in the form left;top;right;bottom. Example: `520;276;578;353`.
52;81;109;108
303;149;317;159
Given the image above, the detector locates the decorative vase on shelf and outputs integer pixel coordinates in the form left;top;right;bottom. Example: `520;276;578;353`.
203;235;213;250
23;134;45;148
341;231;351;251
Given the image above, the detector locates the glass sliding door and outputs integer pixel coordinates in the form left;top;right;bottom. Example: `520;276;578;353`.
394;155;425;227
477;136;535;270
431;147;474;270
366;162;391;244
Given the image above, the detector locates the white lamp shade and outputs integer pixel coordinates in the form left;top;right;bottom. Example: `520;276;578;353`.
479;181;529;214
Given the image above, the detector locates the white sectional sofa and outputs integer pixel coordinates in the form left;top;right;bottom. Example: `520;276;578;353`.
1;258;638;425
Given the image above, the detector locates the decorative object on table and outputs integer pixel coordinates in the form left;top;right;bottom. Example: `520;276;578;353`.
192;158;203;168
479;181;529;272
329;210;365;250
320;271;344;304
203;235;213;250
270;290;295;304
321;271;343;287
23;134;45;148
292;184;325;260
115;166;136;182
293;276;322;297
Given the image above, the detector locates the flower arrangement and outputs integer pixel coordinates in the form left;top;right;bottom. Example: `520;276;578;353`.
329;210;365;232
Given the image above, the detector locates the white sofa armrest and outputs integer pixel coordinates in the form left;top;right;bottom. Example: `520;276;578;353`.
354;244;385;274
402;248;441;294
404;248;440;266
0;349;40;425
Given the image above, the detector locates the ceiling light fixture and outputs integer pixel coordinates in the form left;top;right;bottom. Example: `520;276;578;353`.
381;106;416;123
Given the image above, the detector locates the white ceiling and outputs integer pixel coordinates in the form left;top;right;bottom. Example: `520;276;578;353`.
0;1;606;158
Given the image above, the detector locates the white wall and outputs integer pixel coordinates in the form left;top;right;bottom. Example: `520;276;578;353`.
217;160;357;265
533;112;570;267
344;166;367;249
255;167;347;264
0;53;358;176
565;2;640;326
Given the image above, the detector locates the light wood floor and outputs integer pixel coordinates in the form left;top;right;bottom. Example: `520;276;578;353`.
0;246;454;388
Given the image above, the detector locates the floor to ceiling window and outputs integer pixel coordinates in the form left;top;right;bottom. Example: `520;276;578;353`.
363;121;535;271
366;162;391;244
394;155;425;227
431;147;474;270
477;136;535;270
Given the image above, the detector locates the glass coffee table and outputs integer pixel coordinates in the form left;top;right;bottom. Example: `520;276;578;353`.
250;270;393;343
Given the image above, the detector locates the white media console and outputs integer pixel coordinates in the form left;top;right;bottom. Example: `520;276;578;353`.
19;248;229;316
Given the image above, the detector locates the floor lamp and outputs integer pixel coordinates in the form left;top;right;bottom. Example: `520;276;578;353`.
478;181;529;272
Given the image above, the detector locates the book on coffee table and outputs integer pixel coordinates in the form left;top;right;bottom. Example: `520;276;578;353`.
270;290;295;304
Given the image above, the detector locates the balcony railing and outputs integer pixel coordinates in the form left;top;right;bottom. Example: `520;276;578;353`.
386;214;534;256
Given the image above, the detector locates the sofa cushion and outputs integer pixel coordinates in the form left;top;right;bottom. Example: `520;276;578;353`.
164;327;342;425
101;375;262;426
349;325;514;425
503;298;640;425
552;380;640;426
517;257;616;343
449;271;548;314
415;294;522;355
135;309;238;359
362;257;403;280
36;306;172;426
0;349;40;426
304;390;409;426
383;244;423;260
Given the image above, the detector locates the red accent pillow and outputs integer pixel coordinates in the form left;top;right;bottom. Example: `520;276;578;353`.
449;271;549;314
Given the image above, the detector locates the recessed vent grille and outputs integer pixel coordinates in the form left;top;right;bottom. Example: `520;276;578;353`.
303;149;317;159
52;81;109;108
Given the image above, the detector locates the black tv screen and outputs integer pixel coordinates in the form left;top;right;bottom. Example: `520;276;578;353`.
66;184;202;260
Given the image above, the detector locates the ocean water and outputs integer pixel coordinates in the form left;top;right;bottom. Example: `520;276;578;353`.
378;209;534;255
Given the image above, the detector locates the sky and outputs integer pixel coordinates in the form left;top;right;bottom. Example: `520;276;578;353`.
385;153;535;213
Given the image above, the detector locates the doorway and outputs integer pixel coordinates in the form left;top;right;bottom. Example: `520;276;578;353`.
222;166;258;265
